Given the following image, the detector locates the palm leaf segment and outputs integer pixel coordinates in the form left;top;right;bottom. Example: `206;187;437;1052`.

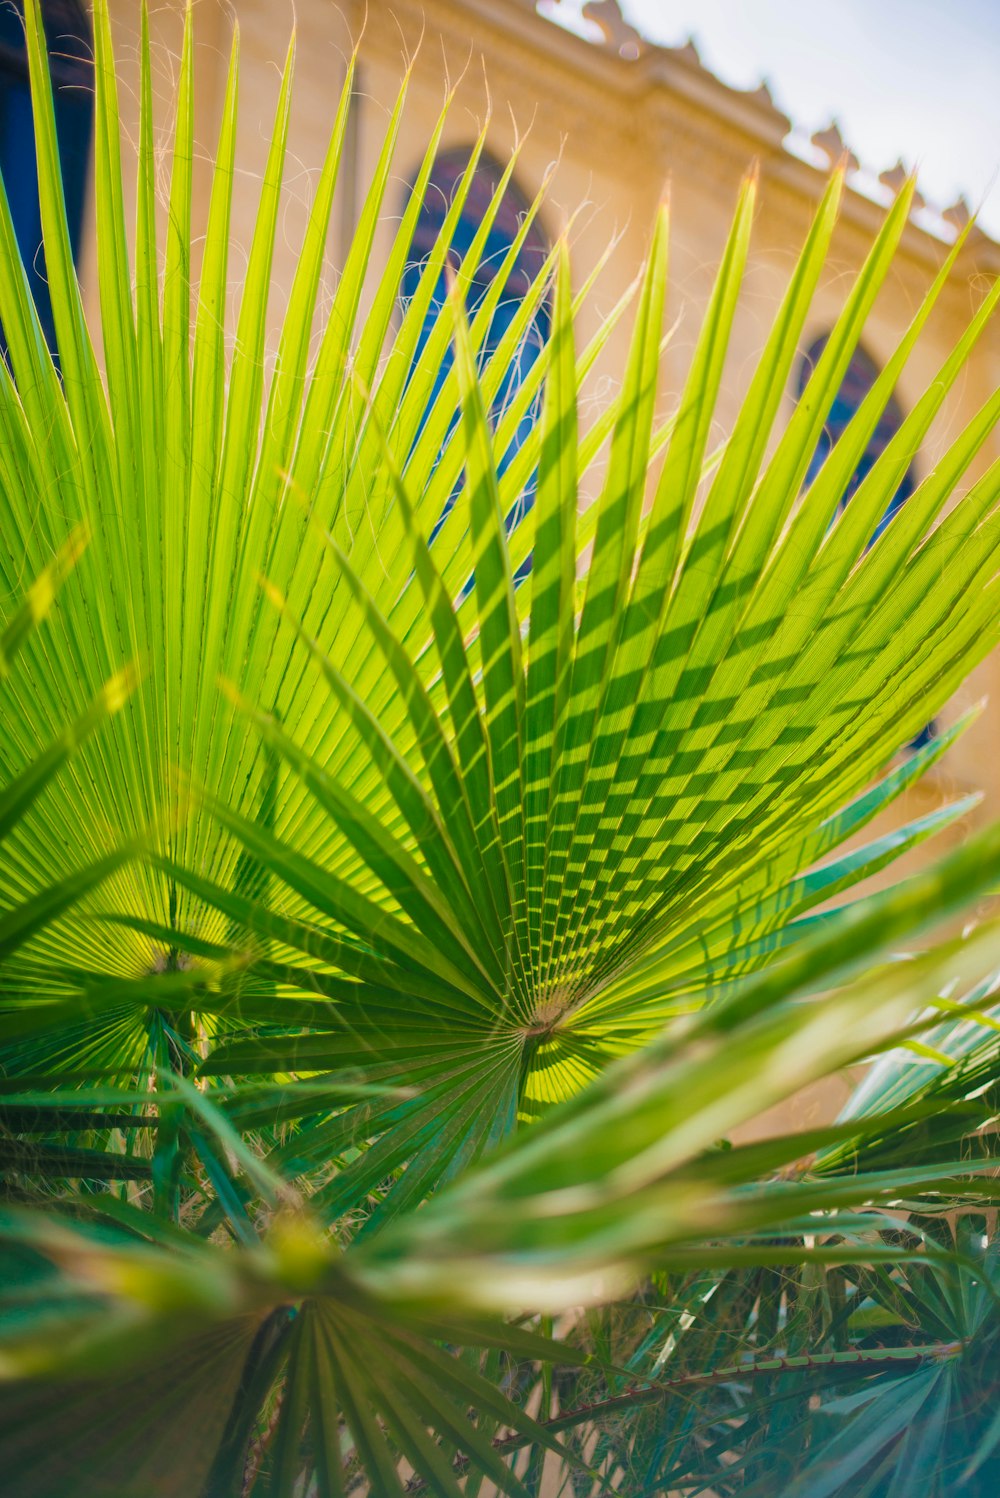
0;0;613;1045
203;175;1000;1198
0;1197;591;1498
3;3;1000;1192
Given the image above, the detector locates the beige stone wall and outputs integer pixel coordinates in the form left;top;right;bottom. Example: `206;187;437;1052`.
90;0;1000;826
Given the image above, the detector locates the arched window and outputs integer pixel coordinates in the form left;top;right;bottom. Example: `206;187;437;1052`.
797;336;916;539
400;149;551;539
0;1;93;356
798;336;933;747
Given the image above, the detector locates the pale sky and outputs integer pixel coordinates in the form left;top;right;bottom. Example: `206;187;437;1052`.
545;0;1000;238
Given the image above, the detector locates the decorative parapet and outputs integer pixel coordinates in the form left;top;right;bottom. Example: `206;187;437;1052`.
536;0;997;255
878;159;925;211
944;195;974;231
580;0;645;60
942;195;989;248
810;121;859;175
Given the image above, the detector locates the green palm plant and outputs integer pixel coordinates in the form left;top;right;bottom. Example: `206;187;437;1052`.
4;830;1000;1495
5;0;1000;1493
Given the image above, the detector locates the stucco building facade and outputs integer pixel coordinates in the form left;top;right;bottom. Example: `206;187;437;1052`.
2;0;990;853
78;0;1000;832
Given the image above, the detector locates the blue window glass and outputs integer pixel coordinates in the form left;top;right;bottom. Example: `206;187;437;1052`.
400;149;550;549
797;336;916;540
798;336;933;748
0;1;93;357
